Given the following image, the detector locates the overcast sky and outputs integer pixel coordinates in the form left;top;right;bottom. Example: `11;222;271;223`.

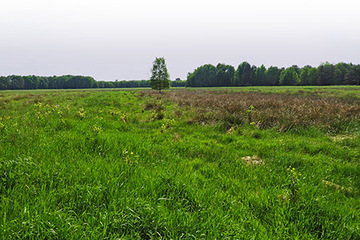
1;0;359;80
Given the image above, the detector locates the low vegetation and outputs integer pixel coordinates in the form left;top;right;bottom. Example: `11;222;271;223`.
0;87;359;239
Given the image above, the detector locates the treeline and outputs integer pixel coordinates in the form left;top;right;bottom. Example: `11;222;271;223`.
0;75;187;90
2;61;359;90
96;79;186;88
0;75;96;90
187;62;360;87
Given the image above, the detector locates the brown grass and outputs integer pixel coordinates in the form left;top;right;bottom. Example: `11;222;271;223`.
10;94;39;101
143;102;164;111
140;90;360;131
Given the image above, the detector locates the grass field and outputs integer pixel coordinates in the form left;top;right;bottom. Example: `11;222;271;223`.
0;87;359;239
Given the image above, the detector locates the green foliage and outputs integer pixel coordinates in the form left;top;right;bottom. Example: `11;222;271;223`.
215;63;235;86
150;57;170;93
171;79;187;87
286;166;301;204
254;64;267;86
188;62;360;87
280;67;299;85
247;105;255;124
318;62;336;85
235;61;253;86
345;65;360;85
264;66;280;86
0;75;96;90
187;64;217;87
0;76;10;90
299;65;312;85
308;67;320;85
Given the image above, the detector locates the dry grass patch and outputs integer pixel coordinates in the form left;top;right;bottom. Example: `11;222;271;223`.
140;90;360;131
172;133;182;143
330;135;356;142
226;126;236;134
143;102;164;111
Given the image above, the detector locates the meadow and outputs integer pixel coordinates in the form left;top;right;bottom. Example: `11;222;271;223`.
0;86;359;239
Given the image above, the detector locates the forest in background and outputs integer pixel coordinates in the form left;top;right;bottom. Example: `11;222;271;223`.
187;62;360;87
1;62;360;90
0;75;186;90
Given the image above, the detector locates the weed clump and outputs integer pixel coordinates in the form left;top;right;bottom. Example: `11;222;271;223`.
322;180;353;194
143;101;165;120
241;155;263;166
287;166;301;204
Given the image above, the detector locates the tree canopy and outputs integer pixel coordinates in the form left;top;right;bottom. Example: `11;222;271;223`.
186;62;360;87
150;57;171;93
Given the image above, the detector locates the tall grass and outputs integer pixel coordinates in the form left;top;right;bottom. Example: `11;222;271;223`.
0;88;359;239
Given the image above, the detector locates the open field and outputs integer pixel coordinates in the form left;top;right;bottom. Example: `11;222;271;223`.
1;87;360;239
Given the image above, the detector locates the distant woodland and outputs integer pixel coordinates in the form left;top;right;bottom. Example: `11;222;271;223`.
0;75;186;90
1;62;360;90
187;62;360;87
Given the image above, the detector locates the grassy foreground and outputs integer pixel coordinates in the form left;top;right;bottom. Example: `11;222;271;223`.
0;87;359;239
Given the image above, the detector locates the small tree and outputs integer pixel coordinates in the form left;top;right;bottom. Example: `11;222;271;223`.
150;57;170;93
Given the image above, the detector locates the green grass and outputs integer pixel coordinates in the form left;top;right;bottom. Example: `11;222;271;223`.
184;85;360;99
0;87;359;239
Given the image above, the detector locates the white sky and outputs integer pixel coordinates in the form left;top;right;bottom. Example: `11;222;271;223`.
1;0;359;80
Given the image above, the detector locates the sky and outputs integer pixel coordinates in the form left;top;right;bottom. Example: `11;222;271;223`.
1;0;359;81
